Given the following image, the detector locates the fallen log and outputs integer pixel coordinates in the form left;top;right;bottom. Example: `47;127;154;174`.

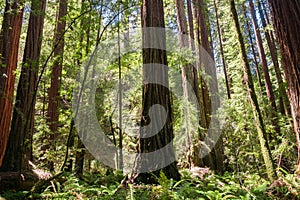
0;162;52;192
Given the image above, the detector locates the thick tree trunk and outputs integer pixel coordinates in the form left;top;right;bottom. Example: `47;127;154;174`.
47;0;68;171
230;0;277;181
187;0;206;168
0;0;24;167
267;0;300;173
132;0;180;183
0;0;47;173
194;0;224;174
249;0;280;138
197;0;213;58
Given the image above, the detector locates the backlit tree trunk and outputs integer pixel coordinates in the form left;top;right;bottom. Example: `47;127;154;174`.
175;0;200;168
249;0;280;137
213;0;231;99
267;0;300;173
243;6;263;93
0;0;46;172
0;0;24;167
258;1;289;116
230;0;277;181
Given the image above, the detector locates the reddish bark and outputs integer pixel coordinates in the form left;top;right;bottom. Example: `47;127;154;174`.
47;0;68;171
0;0;24;167
48;0;68;133
249;0;280;137
0;0;47;172
230;0;276;181
243;7;263;93
175;0;200;168
249;0;277;112
258;2;289;116
267;0;300;172
194;0;224;174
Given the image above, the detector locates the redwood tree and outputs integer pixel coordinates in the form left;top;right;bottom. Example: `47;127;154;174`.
257;1;288;116
243;6;263;92
132;0;180;182
0;0;47;172
194;0;224;173
213;0;231;99
175;0;200;168
230;0;277;181
74;0;91;176
249;0;277;112
267;0;300;173
47;0;68;171
249;0;280;137
0;0;24;167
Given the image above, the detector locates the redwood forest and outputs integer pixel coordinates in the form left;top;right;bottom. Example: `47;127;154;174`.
0;0;300;199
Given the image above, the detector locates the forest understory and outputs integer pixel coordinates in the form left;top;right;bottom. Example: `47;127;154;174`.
0;0;300;199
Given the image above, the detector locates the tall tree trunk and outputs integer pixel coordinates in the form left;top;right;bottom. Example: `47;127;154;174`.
194;0;210;133
258;1;289;116
243;6;263;93
131;0;180;183
193;0;213;169
267;0;300;173
249;0;280;137
187;0;206;168
187;0;195;51
117;2;124;171
0;0;46;172
47;0;68;171
175;0;200;168
230;0;277;181
213;0;231;99
0;0;24;167
195;0;224;174
186;0;199;102
74;0;92;176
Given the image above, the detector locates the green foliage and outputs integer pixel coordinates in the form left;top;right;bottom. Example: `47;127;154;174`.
2;170;299;199
25;0;296;182
2;0;299;199
156;171;174;199
0;191;29;200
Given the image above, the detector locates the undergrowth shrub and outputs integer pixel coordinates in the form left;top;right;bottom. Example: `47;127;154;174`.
1;169;300;199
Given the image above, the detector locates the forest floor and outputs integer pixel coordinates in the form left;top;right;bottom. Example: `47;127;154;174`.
1;168;299;200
